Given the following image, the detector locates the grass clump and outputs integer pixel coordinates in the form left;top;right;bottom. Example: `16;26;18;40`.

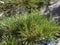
0;11;60;45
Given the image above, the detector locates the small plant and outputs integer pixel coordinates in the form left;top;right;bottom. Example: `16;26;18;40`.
0;11;60;45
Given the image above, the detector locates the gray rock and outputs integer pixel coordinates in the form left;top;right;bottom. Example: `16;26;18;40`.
41;0;60;22
38;38;60;45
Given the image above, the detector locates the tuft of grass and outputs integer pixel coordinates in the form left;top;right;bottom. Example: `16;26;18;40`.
0;11;60;45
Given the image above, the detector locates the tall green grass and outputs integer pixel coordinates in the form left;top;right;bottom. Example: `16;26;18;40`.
0;11;60;45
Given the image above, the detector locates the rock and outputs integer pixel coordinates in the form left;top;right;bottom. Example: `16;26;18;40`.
41;0;60;22
56;41;60;45
0;12;4;17
38;38;60;45
0;1;4;4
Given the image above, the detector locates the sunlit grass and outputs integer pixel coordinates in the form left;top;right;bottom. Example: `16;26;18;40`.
0;11;60;45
